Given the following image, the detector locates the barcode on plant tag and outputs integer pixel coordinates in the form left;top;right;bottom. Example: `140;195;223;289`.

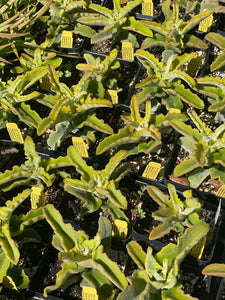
187;56;202;77
61;31;73;48
169;108;181;114
142;0;153;16
6;123;24;143
142;162;161;180
82;286;98;300
31;187;44;209
40;75;51;91
198;12;213;32
112;220;128;240
189;235;207;259
106;89;118;104
216;185;225;198
122;42;134;61
72;137;89;157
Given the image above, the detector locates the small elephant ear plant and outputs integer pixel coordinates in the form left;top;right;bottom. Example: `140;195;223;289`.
170;109;225;188
96;93;188;155
76;0;153;47
140;0;212;54
42;204;128;299
118;224;209;299
146;184;207;241
135;49;204;110
64;146;132;221
0;189;45;290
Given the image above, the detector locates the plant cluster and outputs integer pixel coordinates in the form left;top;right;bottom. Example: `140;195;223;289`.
0;0;224;298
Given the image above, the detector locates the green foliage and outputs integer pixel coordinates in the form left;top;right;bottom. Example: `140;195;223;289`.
64;146;131;221
147;184;206;240
118;224;209;299
77;0;153;47
43;204;127;298
196;76;225;119
76;49;121;97
37;64;113;150
201;0;225;13
170;109;225;188
205;32;225;71
0;189;45;290
202;263;225;277
140;0;212;54
0;136;71;192
0;66;50;129
135;49;204;110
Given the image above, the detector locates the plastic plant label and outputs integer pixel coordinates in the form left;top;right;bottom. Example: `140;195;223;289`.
112;220;128;240
6;123;24;144
215;199;221;225
142;0;153;16
72;137;89;157
61;30;73;48
187;56;202;77
169;108;181;114
106;89;118;104
198;12;213;32
40;75;51;91
216;185;225;198
82;286;98;300
142;162;161;180
122;42;134;61
31;187;44;209
189;235;207;259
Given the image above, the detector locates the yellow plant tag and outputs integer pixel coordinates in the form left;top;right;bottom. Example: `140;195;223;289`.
31;187;44;209
216;186;225;198
198;12;213;32
40;75;51;91
82;286;98;300
169;108;181;114
142;162;161;180
72;137;89;157
106;89;118;104
112;220;128;240
6;123;24;144
187;56;202;77
122;42;134;61
61;30;73;48
189;235;207;259
142;0;153;16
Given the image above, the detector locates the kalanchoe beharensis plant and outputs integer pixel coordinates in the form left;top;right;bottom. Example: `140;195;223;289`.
196;76;225;120
118;224;209;299
76;49;121;98
0;189;45;290
135;50;204;110
140;0;212;54
76;0;153;47
0;66;50;129
0;136;72;193
147;184;208;240
201;0;225;13
43;204;128;298
96;93;188;155
37;64;113;150
170;109;225;188
205;32;225;72
64;146;132;221
39;0;96;47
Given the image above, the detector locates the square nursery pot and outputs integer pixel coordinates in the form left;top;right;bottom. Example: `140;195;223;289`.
130;180;223;268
